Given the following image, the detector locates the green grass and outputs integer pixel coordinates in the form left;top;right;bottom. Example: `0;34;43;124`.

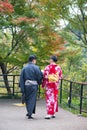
58;96;87;117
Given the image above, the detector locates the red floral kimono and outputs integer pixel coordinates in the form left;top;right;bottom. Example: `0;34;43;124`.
42;63;62;115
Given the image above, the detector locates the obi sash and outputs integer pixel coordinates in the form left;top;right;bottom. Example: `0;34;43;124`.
25;80;38;85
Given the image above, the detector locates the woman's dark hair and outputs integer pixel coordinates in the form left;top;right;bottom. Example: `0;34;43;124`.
29;55;37;62
50;55;58;62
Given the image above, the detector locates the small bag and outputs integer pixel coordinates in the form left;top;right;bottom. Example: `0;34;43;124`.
21;94;25;104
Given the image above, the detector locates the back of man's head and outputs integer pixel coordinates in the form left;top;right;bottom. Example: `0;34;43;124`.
29;55;37;62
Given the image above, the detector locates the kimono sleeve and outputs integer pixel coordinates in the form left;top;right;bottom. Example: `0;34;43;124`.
36;67;43;85
19;68;25;94
42;66;49;88
59;67;62;80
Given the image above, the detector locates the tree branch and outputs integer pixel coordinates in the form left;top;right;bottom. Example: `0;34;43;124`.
7;66;18;73
5;30;26;58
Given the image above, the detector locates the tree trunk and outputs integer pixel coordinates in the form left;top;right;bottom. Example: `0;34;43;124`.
0;62;11;94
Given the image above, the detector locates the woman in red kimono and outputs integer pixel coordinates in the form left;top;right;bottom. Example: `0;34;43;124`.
42;55;62;119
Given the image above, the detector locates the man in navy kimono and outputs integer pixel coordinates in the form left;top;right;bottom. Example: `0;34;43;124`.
19;55;43;119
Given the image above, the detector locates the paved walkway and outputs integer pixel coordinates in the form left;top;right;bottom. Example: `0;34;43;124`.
0;99;87;130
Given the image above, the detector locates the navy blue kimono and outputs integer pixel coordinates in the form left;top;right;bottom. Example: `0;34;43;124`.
19;62;43;117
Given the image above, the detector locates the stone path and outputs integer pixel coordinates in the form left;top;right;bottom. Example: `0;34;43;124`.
0;99;87;130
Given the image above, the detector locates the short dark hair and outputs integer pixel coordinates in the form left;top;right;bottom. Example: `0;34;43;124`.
29;55;37;62
50;55;58;62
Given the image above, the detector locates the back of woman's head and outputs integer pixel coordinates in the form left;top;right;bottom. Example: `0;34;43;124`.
50;55;58;62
